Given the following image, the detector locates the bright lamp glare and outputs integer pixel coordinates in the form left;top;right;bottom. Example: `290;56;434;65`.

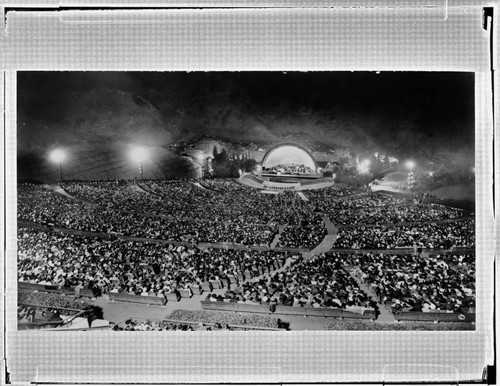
49;149;66;163
357;159;370;175
406;160;415;170
130;146;148;163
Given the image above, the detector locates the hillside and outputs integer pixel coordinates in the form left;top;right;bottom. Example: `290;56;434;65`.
17;72;474;189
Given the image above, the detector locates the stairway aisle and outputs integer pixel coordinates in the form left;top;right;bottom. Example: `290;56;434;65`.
269;225;286;249
321;215;337;236
309;235;336;256
345;267;396;323
296;192;309;202
303;214;339;259
49;184;98;206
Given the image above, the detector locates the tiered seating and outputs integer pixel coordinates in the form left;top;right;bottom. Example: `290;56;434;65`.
17;227;291;305
338;252;475;320
333;219;474;249
17;181;476;325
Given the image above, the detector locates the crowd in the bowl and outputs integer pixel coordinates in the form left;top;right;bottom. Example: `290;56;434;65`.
344;252;475;313
332;220;474;249
17;227;294;297
16;179;475;321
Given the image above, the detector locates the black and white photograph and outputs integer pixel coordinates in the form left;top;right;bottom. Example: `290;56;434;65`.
16;71;476;332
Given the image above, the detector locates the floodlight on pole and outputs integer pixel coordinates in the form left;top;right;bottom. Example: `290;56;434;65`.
49;149;66;182
130;146;149;180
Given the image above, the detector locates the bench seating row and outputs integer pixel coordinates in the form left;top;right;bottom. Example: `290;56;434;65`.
19;281;94;298
19;281;180;306
394;310;475;323
200;300;376;320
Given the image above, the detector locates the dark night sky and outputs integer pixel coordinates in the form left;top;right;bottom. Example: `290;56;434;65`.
18;71;474;137
16;71;475;180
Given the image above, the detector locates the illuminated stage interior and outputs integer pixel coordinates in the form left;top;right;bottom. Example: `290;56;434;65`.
239;143;335;191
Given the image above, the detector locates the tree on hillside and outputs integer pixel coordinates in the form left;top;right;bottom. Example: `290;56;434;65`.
209;145;258;178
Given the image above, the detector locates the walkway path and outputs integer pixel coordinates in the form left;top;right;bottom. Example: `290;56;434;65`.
296;192;309;202
343;266;396;323
269;226;286;249
321;215;337;235
302;214;338;259
309;235;337;257
129;181;150;194
49;183;98;206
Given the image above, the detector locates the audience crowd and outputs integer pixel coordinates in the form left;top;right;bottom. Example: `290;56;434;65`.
216;254;376;313
328;203;467;226
110;310;280;330
17;180;476;324
61;180;317;226
341;252;475;314
110;318;198;331
307;189;409;210
17;227;291;298
333;219;474;249
278;220;326;249
18;184;280;246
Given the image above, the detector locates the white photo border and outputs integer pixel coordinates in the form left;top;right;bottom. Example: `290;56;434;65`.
2;3;496;384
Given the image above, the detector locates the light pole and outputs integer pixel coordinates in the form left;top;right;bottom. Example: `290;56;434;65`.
49;149;66;182
130;146;148;180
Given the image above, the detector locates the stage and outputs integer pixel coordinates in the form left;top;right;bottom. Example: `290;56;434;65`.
238;173;336;191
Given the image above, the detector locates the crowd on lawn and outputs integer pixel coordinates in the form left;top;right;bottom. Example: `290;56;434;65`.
17;227;292;298
110;310;280;330
168;309;280;328
110;319;199;331
342;252;475;314
111;320;252;331
333;219;474;249
213;253;376;313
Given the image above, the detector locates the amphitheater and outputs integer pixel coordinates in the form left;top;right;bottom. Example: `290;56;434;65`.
16;144;476;331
